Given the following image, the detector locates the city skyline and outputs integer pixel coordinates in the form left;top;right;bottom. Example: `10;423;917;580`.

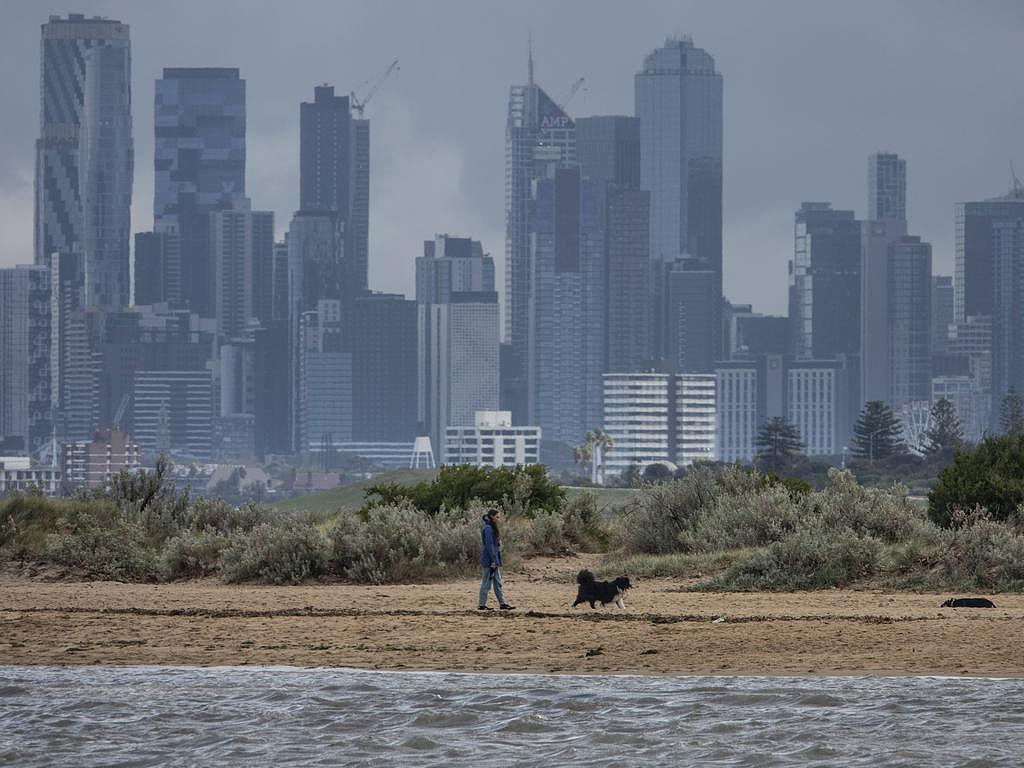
1;1;1022;316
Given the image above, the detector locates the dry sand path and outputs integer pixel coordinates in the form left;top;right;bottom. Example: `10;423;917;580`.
2;557;1023;677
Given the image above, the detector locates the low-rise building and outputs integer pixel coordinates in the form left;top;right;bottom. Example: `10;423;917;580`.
62;430;141;489
0;456;62;496
444;411;540;467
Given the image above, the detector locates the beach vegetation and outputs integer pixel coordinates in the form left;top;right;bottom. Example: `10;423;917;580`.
928;435;1024;527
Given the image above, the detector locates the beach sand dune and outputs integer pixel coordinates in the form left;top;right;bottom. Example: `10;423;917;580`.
2;557;1022;677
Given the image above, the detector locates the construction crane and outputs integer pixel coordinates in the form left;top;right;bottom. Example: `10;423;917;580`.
558;77;586;111
350;59;399;117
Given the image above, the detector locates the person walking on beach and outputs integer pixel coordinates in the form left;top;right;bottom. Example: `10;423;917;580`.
479;508;513;611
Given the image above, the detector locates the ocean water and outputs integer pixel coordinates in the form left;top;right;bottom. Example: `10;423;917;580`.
2;667;1023;766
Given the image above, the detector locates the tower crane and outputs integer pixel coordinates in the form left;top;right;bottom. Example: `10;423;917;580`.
350;59;399;117
558;77;586;111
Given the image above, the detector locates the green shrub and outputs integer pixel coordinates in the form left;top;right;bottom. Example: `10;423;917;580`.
696;524;880;591
219;523;328;585
362;464;565;517
159;530;228;580
929;435;1024;527
45;511;160;581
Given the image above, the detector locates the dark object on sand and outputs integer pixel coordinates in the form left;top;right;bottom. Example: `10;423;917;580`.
573;570;631;609
941;597;996;608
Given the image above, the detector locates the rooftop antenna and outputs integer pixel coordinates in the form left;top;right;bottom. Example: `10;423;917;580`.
528;30;534;86
1011;161;1023;198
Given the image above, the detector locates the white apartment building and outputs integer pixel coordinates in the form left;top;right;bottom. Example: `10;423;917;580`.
602;373;717;476
715;366;757;463
444;411;540;467
787;366;837;455
0;456;62;496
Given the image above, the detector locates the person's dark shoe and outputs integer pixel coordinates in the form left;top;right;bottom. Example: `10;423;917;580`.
478;605;493;611
499;604;515;610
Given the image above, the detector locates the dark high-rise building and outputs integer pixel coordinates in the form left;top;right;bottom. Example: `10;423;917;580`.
789;202;862;360
887;236;932;408
665;259;716;373
867;152;906;222
35;15;131;283
0;266;52;455
528;167;605;447
253;325;290;459
576;115;650;371
154;68;245;317
210;200;274;340
299;85;370;294
955;191;1024;322
992;216;1024;421
734;315;789;358
505;56;576;422
575;116;640;189
931;275;954;355
604;186;650;371
636;38;723;361
348;293;417;442
134;228;182;307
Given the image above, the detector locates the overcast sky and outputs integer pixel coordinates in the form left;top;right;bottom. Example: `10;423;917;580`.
1;0;1022;314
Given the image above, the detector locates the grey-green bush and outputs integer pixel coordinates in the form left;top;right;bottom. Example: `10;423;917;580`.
219;523;328;585
696;523;880;591
159;530;228;580
935;509;1024;591
814;469;922;543
46;511;160;581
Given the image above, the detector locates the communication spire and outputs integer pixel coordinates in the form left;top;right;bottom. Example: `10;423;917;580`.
528;30;534;86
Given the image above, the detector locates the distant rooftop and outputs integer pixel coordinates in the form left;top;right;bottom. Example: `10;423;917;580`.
162;68;242;79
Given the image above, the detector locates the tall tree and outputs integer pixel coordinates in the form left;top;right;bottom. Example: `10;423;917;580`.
754;417;804;460
1000;386;1024;438
922;398;964;456
851;400;906;460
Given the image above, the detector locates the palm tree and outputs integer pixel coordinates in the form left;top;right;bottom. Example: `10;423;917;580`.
577;429;614;485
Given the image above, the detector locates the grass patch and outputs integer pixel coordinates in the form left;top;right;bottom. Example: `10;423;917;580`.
270;469;440;515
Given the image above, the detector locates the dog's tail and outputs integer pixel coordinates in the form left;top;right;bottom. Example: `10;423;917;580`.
576;569;595;586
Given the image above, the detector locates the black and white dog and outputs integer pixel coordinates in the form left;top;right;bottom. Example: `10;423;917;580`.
940;597;996;608
573;570;631;609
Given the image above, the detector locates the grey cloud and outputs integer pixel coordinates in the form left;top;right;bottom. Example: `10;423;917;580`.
1;0;1022;313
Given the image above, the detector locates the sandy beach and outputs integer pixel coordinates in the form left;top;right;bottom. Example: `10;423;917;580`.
2;557;1022;677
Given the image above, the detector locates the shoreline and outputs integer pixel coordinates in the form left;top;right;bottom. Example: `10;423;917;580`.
4;558;1023;677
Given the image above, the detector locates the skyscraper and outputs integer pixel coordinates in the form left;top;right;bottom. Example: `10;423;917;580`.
576;115;650;372
665;259;717;372
867;152;906;221
862;150;909;407
0;266;52;456
504;55;576;421
416;235;499;453
636;38;723;361
931;275;954;354
527;166;605;448
348;293;417;442
954;190;1024;322
887;236;932;408
299;85;370;295
287;211;345;449
789;202;862;359
575;116;640;190
154;68;245;317
992;216;1024;421
210;200;274;340
35;15;131;274
35;14;132;313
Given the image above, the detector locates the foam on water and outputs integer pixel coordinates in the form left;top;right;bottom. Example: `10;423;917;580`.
1;666;1023;766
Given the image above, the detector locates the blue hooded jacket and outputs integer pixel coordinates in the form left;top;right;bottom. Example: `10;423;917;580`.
480;515;501;568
